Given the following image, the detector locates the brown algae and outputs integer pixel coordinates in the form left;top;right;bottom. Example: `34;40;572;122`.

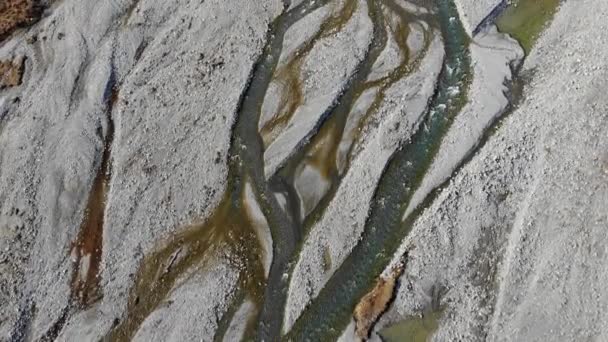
108;184;266;341
259;0;358;147
0;0;42;42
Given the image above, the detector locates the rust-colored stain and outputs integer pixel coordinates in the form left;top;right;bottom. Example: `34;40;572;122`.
0;56;25;89
69;145;109;307
70;89;117;307
354;263;404;339
0;0;42;42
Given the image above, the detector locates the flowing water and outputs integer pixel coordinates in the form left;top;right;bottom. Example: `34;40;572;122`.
286;0;471;339
104;0;554;340
106;0;337;340
109;0;469;339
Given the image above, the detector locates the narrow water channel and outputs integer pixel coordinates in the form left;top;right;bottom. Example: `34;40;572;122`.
4;0;560;340
274;0;435;234
106;0;336;340
69;86;118;308
285;0;471;339
104;0;524;341
271;0;388;232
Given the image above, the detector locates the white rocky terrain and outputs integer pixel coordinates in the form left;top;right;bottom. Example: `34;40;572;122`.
0;0;606;341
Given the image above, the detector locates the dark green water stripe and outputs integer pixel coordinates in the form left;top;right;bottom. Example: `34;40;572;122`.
226;0;337;340
285;0;471;340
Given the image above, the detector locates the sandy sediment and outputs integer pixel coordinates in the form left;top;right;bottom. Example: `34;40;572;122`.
222;299;256;342
243;182;273;278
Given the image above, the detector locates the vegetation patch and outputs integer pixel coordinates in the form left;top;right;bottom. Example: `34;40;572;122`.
496;0;561;54
379;309;443;342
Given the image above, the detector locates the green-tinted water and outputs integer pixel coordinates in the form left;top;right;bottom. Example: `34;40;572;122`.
106;1;336;340
496;0;560;54
380;310;443;342
285;0;471;339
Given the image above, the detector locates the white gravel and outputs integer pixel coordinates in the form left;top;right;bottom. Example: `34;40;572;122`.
405;25;523;218
1;0;607;340
375;0;608;341
455;0;503;34
283;35;444;333
243;181;273;277
131;256;239;342
0;0;281;338
263;0;373;178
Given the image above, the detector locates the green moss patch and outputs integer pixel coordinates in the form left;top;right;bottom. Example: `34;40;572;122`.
379;310;443;342
496;0;561;54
